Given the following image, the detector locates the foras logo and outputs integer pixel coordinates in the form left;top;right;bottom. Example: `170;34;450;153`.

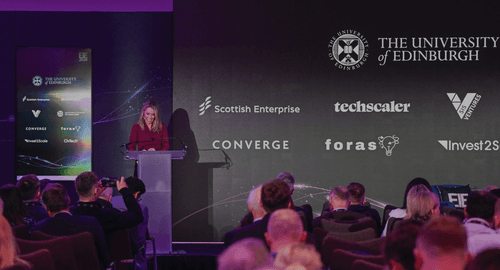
32;76;43;87
328;30;369;71
325;135;399;156
199;96;212;115
447;93;481;120
378;135;399;156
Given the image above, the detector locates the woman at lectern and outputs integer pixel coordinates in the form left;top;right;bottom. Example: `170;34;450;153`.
128;100;169;151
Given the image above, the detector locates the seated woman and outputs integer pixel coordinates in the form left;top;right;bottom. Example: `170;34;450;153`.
381;178;432;236
0;215;31;268
404;190;440;221
0;184;35;230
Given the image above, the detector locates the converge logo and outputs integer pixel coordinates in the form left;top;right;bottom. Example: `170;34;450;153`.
438;140;499;151
447;93;481;120
325;135;400;156
212;140;289;150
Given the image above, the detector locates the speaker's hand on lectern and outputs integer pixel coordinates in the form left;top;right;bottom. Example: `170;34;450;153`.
116;176;128;191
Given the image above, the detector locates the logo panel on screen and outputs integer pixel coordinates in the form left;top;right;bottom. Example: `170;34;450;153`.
198;96;301;116
325;135;399;156
447;93;481;120
328;30;369;71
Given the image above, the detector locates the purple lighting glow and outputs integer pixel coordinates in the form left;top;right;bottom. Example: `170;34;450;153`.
0;0;172;12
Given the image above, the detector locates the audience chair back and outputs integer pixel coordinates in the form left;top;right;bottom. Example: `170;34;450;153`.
108;229;134;270
385;217;403;235
68;232;100;270
16;237;78;270
382;204;398;229
31;231;57;241
0;264;31;270
313;227;329;253
329;249;385;270
327;227;377;242
19;249;56;270
12;225;30;240
350;259;385;270
321;236;383;267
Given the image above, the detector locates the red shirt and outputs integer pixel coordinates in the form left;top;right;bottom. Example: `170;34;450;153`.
128;123;169;151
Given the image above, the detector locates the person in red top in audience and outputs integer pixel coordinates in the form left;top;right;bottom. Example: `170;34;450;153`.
128;100;169;151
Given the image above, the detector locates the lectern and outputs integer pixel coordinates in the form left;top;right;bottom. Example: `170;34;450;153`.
124;150;186;254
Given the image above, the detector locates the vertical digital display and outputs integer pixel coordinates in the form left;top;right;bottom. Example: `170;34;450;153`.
16;47;92;180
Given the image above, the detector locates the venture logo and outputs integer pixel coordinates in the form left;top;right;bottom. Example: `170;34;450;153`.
32;76;42;87
199;96;300;115
447;93;481;120
325;135;399;156
199;96;212;115
438;140;499;151
32;110;41;118
334;101;410;113
24;139;48;143
64;139;79;144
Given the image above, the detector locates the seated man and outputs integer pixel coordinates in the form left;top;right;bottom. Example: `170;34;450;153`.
464;191;498;237
218;238;272;270
413;216;471;270
265;209;307;256
276;172;312;232
224;179;292;246
347;182;381;234
312;186;366;229
35;184;109;270
239;185;266;227
111;177;148;270
383;219;423;270
16;174;49;222
468;195;500;256
70;172;144;238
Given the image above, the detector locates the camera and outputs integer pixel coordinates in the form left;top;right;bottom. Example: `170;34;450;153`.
100;177;119;187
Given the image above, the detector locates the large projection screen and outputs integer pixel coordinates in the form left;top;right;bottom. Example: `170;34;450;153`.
16;47;92;180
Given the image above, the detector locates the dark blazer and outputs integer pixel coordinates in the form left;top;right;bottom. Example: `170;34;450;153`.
312;209;367;229
34;212;109;270
24;202;49;222
70;188;144;235
348;204;382;234
224;214;271;247
295;205;313;233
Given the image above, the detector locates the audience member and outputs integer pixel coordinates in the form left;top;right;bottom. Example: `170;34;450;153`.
39;179;52;194
35;184;110;270
347;182;382;233
70;172;144;236
224;179;292;246
405;191;440;221
464;191;498;237
312;186;366;228
382;181;431;236
218;238;272;270
16;174;49;222
274;243;322;270
413;216;471;270
111;177;148;270
265;209;307;255
97;187;114;209
465;248;500;270
0;215;31;268
483;185;499;192
383;219;423;270
467;197;500;256
0;184;34;229
247;186;266;223
276;172;312;232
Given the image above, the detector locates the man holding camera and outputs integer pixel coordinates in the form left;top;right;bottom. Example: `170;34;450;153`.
70;171;144;236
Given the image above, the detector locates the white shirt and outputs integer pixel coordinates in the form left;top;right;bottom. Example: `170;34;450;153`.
381;208;407;237
468;232;500;256
464;218;495;238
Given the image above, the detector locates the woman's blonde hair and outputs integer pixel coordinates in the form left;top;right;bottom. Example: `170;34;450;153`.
0;215;30;268
274;243;322;270
405;191;440;221
138;100;163;133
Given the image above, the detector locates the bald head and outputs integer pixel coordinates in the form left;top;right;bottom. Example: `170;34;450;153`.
329;186;350;211
265;209;307;252
248;186;266;220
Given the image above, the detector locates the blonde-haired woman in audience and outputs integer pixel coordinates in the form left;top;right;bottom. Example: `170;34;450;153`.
0;215;31;268
274;243;322;270
381;183;432;236
404;191;440;221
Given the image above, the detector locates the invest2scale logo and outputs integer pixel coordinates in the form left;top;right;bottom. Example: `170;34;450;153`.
325;135;399;156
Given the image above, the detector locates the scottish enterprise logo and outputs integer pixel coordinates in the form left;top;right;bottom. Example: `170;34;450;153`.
199;96;300;116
